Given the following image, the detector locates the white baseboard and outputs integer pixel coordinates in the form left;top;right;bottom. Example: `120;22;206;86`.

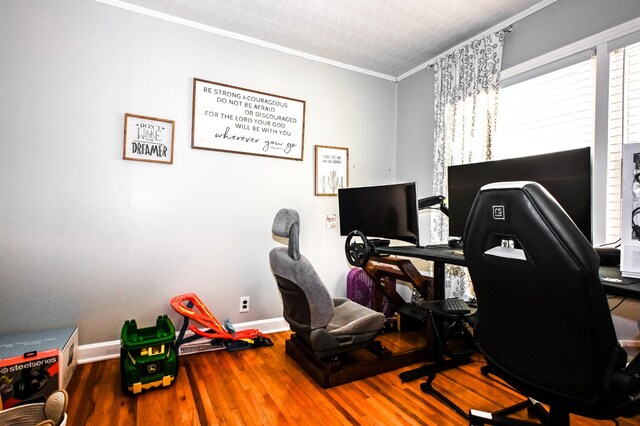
77;317;289;364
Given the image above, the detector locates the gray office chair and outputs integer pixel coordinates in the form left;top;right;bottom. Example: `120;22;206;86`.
463;182;640;425
269;208;385;358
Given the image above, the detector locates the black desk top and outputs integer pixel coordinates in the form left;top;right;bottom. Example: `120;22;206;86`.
599;266;640;299
374;244;640;300
374;244;466;267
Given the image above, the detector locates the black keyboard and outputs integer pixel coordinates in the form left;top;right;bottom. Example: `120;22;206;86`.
440;298;471;314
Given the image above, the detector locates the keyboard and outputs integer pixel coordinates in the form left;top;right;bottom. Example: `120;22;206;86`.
440;298;471;314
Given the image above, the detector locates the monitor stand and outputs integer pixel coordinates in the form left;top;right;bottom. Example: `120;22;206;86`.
447;237;463;249
594;246;620;267
368;238;391;247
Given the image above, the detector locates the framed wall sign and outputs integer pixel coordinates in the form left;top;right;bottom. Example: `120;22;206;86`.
123;113;175;164
191;78;306;160
315;145;349;196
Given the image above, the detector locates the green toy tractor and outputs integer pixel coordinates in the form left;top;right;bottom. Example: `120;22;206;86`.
120;315;178;394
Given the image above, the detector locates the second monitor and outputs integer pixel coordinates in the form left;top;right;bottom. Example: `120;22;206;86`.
338;182;426;246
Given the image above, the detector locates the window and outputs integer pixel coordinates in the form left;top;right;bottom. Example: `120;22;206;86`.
464;19;640;245
606;40;640;243
493;58;595;161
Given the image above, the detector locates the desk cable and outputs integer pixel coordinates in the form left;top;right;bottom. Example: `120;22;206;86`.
608;296;626;312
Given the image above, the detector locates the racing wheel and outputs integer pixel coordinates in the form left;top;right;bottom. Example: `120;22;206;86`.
345;230;372;267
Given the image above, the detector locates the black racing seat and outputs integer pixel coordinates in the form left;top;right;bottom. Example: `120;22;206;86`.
463;181;640;425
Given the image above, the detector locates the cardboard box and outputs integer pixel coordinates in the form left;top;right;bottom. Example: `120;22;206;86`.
0;326;77;409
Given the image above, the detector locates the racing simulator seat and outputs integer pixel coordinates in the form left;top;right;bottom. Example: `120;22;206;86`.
462;182;640;425
269;208;387;387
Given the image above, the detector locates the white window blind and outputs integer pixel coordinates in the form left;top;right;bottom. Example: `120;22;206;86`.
493;58;595;160
606;41;640;243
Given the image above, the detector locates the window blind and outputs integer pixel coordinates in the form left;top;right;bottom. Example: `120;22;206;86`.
493;58;595;161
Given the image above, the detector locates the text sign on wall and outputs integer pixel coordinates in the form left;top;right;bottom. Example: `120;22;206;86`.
191;79;306;160
123;113;175;165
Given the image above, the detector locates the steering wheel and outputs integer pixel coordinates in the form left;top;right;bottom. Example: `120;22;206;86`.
345;230;371;267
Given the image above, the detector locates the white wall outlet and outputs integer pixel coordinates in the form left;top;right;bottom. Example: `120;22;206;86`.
239;296;250;312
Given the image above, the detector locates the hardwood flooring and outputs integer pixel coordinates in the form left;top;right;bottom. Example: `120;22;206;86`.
66;331;640;425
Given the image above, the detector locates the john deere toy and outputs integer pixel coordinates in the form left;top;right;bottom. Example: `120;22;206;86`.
120;315;178;394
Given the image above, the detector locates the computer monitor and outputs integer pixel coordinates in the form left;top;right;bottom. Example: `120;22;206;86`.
447;147;592;242
338;182;421;245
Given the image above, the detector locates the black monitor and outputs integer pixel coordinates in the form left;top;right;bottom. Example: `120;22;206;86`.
338;182;421;245
447;147;592;242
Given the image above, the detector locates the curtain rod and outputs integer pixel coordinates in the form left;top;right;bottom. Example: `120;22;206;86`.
425;25;514;70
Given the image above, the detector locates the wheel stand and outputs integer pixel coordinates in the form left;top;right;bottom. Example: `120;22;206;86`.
281;255;436;388
416;302;478;420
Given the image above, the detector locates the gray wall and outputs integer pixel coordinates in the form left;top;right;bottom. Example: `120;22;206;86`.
4;0;640;348
502;0;640;69
396;70;434;198
0;0;397;344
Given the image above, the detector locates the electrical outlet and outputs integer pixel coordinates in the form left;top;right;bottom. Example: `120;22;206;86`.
239;296;250;313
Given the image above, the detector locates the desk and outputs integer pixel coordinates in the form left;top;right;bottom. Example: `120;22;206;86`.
372;244;465;301
364;245;640;383
600;266;640;299
373;244;640;301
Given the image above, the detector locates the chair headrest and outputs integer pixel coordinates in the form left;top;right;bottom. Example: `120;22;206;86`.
272;208;300;260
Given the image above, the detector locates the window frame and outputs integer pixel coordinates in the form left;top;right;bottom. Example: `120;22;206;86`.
496;20;640;246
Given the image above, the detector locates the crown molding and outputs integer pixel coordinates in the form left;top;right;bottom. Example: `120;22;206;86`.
95;0;397;81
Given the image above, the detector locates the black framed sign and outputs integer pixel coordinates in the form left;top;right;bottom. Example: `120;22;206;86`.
191;78;306;160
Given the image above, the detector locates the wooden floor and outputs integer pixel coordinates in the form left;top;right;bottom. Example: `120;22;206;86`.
66;331;640;425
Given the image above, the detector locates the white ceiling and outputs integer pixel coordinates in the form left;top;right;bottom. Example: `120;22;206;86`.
105;0;552;80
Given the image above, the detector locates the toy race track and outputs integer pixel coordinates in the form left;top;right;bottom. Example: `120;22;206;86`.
170;293;273;354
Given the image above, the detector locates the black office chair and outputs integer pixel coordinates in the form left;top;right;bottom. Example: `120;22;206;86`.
463;181;640;425
269;208;385;359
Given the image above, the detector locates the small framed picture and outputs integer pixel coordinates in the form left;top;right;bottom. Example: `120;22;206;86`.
123;113;175;164
315;145;349;196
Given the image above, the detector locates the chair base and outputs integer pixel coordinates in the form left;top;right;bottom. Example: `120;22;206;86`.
400;354;472;382
422;377;570;426
285;334;428;388
468;399;569;426
421;363;570;426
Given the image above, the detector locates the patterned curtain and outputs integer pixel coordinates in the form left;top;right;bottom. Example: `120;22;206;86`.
432;30;506;299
